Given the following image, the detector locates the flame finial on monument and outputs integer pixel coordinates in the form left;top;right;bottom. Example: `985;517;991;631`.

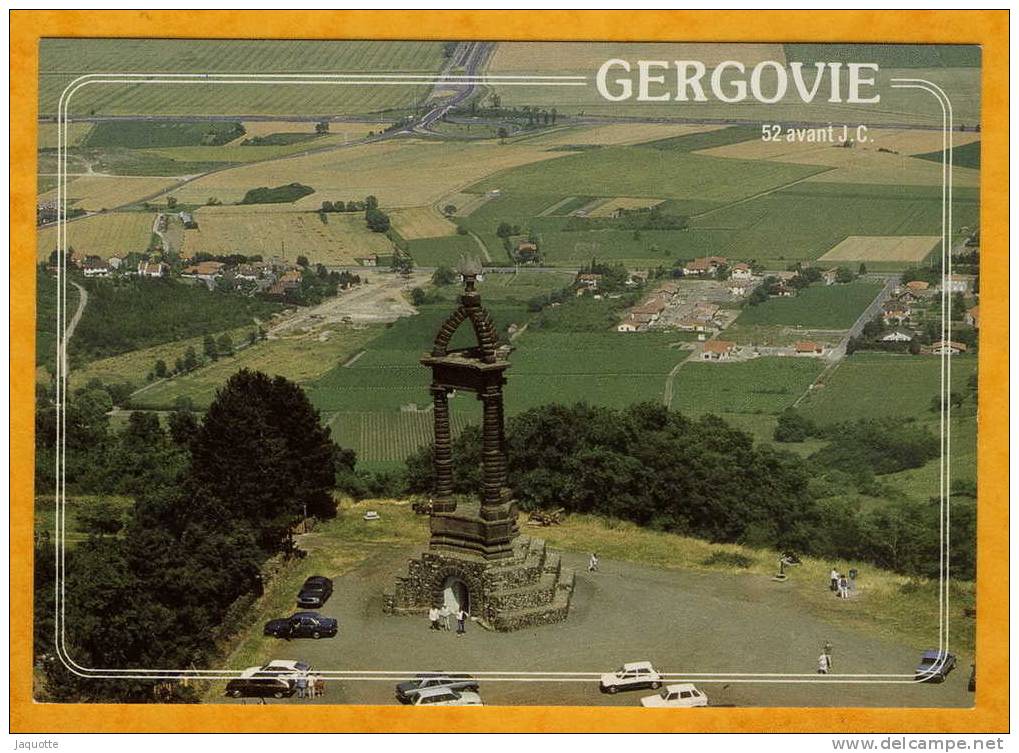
457;255;483;294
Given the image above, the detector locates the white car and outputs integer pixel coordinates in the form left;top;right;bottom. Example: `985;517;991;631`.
363;510;381;521
599;661;663;694
260;660;312;678
412;687;483;706
641;683;708;708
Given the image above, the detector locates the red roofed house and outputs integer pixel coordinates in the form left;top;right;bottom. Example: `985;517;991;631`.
701;340;737;361
794;341;825;356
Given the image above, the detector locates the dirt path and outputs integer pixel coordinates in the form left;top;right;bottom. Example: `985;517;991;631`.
60;280;88;376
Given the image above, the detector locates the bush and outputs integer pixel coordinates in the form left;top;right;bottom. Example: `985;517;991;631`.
701;551;755;569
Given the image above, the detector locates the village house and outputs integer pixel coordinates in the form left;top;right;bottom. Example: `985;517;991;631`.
616;319;640;333
771;281;796;298
730;262;753;281
683;256;727;277
626;270;649;287
577;273;602;289
923;340;968;355
108;256;123;271
939;274;970;294
81;257;110;278
905;280;931;292
965;305;980;329
881;329;914;342
676;318;711;333
182;260;226;281
728;280;755;297
515;240;540;263
701;340;737;361
357;254;379;267
822;268;839;285
233;263;259;282
896;290;922;305
882;300;911;324
794;340;825;356
137;260;167;278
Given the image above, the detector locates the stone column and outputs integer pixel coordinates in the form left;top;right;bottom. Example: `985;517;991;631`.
431;386;455;513
479;385;508;517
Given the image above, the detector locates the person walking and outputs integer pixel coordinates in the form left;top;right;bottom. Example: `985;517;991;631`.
456;607;467;635
588;552;599;572
439;604;452;631
838;574;849;599
429;606;440;630
817;652;831;675
829;567;839;592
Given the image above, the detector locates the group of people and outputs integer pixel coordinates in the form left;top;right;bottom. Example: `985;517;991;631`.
293;674;325;699
829;567;856;599
429;604;469;635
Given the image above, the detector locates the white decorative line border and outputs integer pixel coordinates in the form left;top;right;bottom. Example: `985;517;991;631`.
51;68;958;687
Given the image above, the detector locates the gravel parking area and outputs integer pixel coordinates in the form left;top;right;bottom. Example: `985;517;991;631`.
220;545;972;708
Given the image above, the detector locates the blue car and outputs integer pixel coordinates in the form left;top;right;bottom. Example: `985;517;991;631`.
915;650;957;683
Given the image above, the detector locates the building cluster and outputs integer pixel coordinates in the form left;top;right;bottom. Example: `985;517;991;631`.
874;275;978;355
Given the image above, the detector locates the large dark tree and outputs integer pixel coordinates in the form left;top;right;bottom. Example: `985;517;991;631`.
187;370;337;552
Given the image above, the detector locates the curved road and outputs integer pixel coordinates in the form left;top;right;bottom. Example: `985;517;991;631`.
61;280;88;376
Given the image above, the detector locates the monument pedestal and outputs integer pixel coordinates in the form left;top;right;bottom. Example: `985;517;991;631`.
384;535;575;631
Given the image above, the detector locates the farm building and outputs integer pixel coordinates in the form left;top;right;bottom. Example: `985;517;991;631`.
108;256;123;270
683;256;728;277
730;263;753;281
822;269;839;285
896;290;923;305
357;254;379;267
577;273;601;289
137;260;167;278
701;340;736;360
882;300;911;324
617;321;640;333
905;280;931;292
81;257;110;278
728;280;755;297
923;340;968;355
771;282;796;297
966;305;980;328
677;318;711;333
881;329;914;342
794;341;825;356
515;240;541;263
182;260;225;281
939;274;971;294
234;263;260;281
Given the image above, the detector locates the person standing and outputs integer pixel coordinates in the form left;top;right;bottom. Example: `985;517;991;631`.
838;574;849;599
829;567;839;592
456;607;467;635
817;652;831;675
588;552;599;572
429;606;440;630
439;604;451;631
295;675;308;699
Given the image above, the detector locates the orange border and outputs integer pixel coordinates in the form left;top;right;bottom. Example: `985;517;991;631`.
10;10;1008;733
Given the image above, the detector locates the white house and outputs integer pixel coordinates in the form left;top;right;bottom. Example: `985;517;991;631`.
881;329;914;342
137;260;167;278
730;263;753;281
82;258;110;278
939;274;970;294
701;340;736;360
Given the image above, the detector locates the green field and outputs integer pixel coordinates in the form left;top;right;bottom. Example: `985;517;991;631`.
40;40;446;117
34;495;134;547
645;125;762;152
467;146;826;204
405;234;480;266
670;357;825;416
783;43;980;68
81;121;244;148
36;270;79;374
915;140;981;170
798;352;978;424
735;281;883;329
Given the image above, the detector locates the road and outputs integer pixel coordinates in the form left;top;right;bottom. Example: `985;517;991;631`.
60;280;88;376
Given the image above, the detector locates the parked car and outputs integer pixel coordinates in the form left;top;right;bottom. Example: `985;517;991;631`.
411;687;483;706
264;611;338;639
600;661;663;694
260;659;313;678
915;650;957;683
641;683;708;708
297;576;333;608
396;673;479;703
225;668;295;699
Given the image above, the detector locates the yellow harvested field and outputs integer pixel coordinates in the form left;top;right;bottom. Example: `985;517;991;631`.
37;122;93;149
489;42;785;71
523;123;725;147
37;211;155;260
170;139;568;209
390;206;457;240
586;197;665;218
38;174;183;211
699;133;979;188
179;205;394;264
819;235;940;263
230;120;390;144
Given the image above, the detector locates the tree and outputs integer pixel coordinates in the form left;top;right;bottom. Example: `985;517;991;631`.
858;263;868;275
364;195;379;210
432;266;456;286
496;222;513;239
365;208;391;233
187;370;339;550
497;127;509;141
442;204;457;216
320;201;334;213
835;267;856;284
182;346;198;372
153;359;168;379
410;287;428;306
203;334;219;362
297;255;310;268
166;196;177;209
217;333;234;357
78;499;125;536
315;121;330;134
774;408;818;442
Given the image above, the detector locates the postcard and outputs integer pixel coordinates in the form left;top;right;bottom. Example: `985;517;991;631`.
10;9;1008;734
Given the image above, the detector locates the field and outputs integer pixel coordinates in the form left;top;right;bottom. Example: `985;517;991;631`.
37;122;93;149
81;120;244;148
819;235;940;263
34;495;134;548
798;352;978;424
179;206;395;263
37;211;155;260
167;140;569;209
389;206;457;240
326;411;474;464
131;325;379;410
488;42;787;70
916;140;981;170
688;182;979;268
735;281;884;329
782;43;980;68
669;357;825;416
36;270;79;373
466;146;827;203
405;234;479;267
585;197;664;218
517;123;726;147
38;175;182;211
39;40;447;117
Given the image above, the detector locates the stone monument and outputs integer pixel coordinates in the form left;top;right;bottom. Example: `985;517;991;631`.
384;259;575;631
